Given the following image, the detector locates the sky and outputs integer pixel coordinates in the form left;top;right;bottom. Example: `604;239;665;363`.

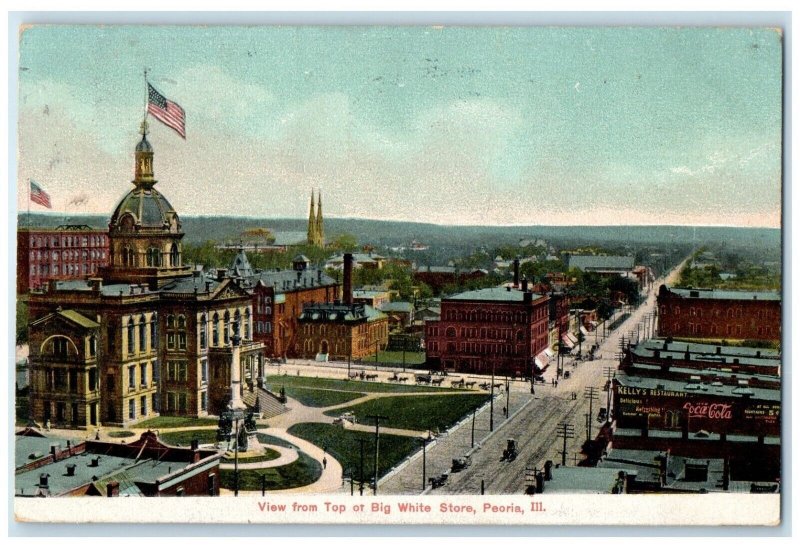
16;25;783;227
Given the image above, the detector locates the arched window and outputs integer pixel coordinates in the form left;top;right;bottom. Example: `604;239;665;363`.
177;315;186;330
212;313;219;346
89;335;97;357
146;247;160;267
244;309;251;339
234;310;241;338
127;318;135;355
170;243;180;267
167;315;175;329
139;314;147;352
224;311;231;344
265;306;272;316
150;314;158;348
200;314;207;349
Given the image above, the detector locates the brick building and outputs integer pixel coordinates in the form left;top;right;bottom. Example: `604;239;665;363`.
425;281;550;378
295;254;388;360
26;122;264;428
656;285;781;343
229;251;340;359
17;225;110;294
15;429;221;497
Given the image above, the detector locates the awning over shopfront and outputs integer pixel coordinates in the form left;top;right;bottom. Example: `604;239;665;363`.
561;334;575;349
535;350;551;369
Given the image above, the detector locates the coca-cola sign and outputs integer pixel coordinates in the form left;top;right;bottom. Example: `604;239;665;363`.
683;401;732;420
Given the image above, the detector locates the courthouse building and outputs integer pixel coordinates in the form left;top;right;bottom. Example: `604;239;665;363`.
26;122;264;428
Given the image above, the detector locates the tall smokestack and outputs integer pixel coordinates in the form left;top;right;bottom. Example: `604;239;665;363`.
343;253;353;306
513;258;520;288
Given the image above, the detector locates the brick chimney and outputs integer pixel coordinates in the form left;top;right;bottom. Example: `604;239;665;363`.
521;277;529;292
343;253;353;306
106;480;120;497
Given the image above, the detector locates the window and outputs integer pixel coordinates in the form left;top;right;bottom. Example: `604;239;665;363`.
89;335;97;357
178;332;187;350
107;374;115;391
128;399;135;420
140;363;148;387
128;366;136;389
167;333;176;350
212;313;219;346
127;318;135;355
201;359;208;383
244;309;251;339
150;316;158;349
141;396;147;416
53;338;68;358
88;369;97;391
170;243;180;267
179;393;188;412
167;315;175;329
200;391;207;412
146;247;160;267
200;315;207;349
177;315;186;330
224;311;230;345
139;315;147;352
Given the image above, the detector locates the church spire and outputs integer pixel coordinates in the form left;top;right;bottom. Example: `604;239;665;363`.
315;189;324;246
307;189;317;245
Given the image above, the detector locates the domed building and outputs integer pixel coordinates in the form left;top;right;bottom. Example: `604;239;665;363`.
26;122;268;429
101;122;191;288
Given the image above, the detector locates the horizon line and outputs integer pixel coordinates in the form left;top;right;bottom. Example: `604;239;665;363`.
17;211;781;231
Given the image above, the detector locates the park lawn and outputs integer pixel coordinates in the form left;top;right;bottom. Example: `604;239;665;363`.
288;423;419;482
266;374;466;394
222;447;281;464
158;429;218;447
323;393;490;432
256;433;296;449
363;350;426;365
220;450;322;491
137;416;219;428
284;386;366;407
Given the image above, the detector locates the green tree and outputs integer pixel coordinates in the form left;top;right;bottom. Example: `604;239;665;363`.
16;300;28;345
329;233;359;252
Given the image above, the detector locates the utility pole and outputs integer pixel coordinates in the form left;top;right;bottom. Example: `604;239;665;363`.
490;361;496;432
505;376;510;418
471;408;476;448
358;438;365;496
367;414;389;495
584;387;599;441
420;436;429;491
603;367;615;424
557;422;575;466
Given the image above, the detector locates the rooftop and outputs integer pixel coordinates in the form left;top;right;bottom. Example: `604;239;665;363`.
616;371;780;402
567;255;635;271
664;286;781;301
446;287;544;303
540;465;638;494
379;301;414;313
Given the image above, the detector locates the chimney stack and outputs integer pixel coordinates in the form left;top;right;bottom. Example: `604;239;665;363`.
521;277;529;292
513;258;520;288
106;480;120;497
217;268;227;282
343;253;353;306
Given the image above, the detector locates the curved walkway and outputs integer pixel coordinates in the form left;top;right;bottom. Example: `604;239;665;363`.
218;444;298;470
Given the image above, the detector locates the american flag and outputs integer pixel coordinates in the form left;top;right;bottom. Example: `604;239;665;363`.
147;83;186;139
30;180;52;209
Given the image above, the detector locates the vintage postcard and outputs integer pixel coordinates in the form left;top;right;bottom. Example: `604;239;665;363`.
12;22;783;526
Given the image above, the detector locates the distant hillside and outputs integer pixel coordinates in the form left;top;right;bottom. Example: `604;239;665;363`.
17;212;781;253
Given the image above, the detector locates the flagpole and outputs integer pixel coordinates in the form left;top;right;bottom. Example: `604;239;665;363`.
143;67;149;125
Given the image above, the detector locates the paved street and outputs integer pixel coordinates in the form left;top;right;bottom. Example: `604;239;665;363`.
374;262;686;495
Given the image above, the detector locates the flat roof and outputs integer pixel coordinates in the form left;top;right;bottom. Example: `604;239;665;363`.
15;434;80;469
542;465;638;494
638;339;781;359
616;371;780;402
665;286;780;301
447;287;544;303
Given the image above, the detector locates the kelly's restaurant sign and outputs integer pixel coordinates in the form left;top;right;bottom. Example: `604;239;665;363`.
617;386;780;426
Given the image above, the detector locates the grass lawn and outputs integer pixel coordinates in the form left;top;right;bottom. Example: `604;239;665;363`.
256;433;296;449
158;429;218;447
323;393;490;432
136;416;219;428
283;386;366;407
361;350;426;365
222;447;281;464
220;450;322;491
288;423;419;481
266;374;465;394
107;430;135;438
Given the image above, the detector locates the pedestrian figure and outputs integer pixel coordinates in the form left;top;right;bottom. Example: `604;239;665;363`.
45;419;51;432
95;430;100;440
503;406;507;416
555;380;558;388
323;456;327;469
